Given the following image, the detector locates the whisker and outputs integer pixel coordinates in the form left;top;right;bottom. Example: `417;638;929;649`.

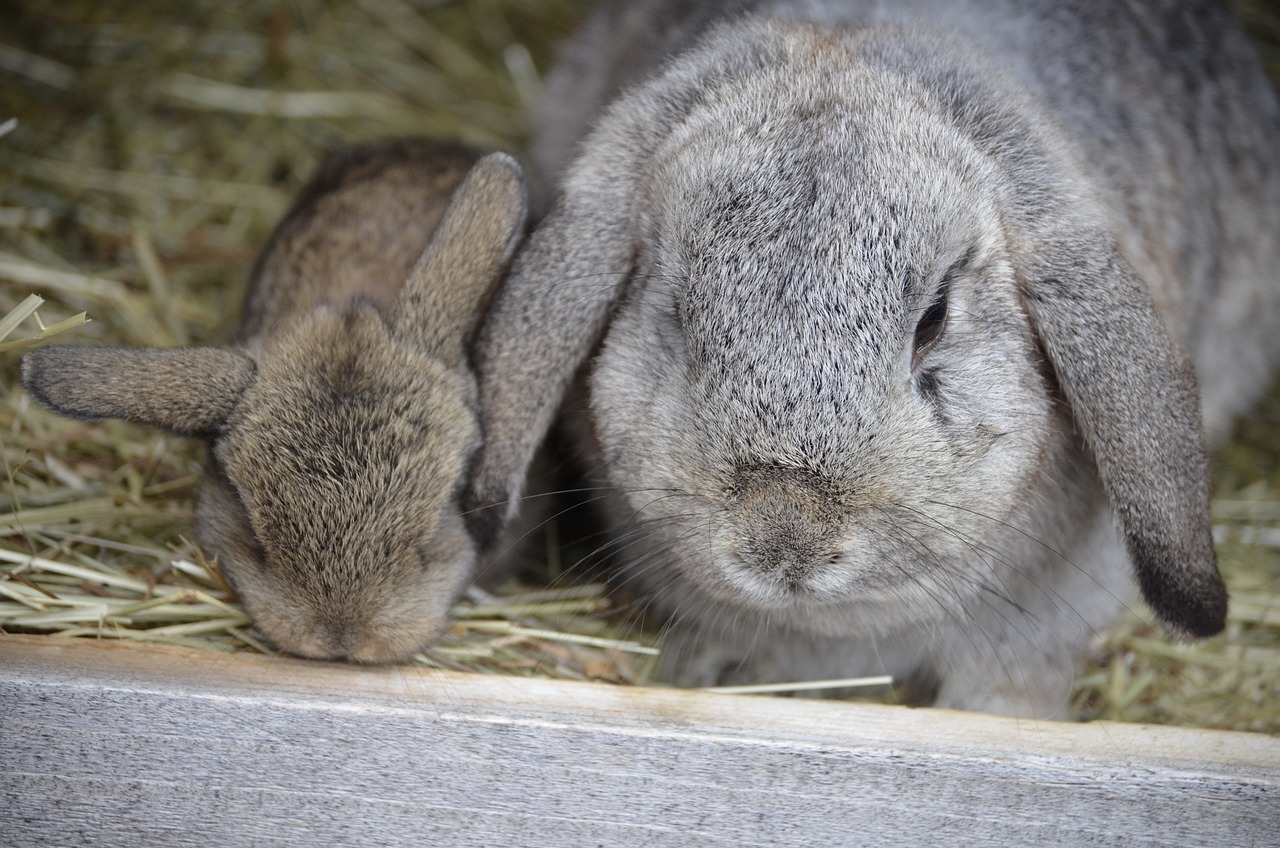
921;497;1139;622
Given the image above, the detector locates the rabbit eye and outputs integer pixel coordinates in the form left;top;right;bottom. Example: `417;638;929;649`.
912;286;949;370
912;250;970;372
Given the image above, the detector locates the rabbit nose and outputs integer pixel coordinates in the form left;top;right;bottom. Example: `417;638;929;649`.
738;518;840;583
307;622;362;659
321;620;435;664
320;625;406;664
732;473;843;583
741;533;830;583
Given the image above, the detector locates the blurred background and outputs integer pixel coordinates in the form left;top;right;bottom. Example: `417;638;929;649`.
0;0;1277;731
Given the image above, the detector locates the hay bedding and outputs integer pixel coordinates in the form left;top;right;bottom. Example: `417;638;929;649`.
1;0;1277;732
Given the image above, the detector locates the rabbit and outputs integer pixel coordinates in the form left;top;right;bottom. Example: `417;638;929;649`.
21;138;528;663
465;0;1280;717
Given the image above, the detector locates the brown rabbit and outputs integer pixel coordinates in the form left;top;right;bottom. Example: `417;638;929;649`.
22;139;528;662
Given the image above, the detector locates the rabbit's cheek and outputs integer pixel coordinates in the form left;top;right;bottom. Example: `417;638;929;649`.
193;462;268;601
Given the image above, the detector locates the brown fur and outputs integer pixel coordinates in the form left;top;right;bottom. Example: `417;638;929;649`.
22;139;528;662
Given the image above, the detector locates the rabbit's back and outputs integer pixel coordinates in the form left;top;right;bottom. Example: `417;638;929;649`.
241;140;478;343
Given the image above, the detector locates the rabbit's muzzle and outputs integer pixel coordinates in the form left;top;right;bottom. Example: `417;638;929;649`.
730;470;846;587
256;607;444;665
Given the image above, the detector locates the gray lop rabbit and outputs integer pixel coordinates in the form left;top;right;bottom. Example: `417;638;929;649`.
23;139;527;662
467;0;1280;716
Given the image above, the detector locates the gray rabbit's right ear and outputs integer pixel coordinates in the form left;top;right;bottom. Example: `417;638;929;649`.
21;345;255;437
463;134;646;547
393;152;528;367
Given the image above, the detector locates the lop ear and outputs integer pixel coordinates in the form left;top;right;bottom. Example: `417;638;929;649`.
1020;237;1226;638
463;136;644;547
393;152;528;367
461;27;785;547
21;345;255;437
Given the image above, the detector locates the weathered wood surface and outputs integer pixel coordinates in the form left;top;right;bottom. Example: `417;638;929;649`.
1;634;1276;847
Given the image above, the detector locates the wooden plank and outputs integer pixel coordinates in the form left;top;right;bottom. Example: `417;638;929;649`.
0;634;1275;847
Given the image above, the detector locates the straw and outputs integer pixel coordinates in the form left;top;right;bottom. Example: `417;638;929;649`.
1;0;1277;732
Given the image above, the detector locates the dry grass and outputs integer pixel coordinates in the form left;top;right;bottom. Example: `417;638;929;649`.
0;0;662;687
1;0;1277;731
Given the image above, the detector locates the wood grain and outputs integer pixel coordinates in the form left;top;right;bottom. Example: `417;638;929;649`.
1;634;1275;847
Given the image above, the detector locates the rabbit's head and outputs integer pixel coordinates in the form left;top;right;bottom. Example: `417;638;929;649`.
23;152;527;662
468;22;1225;641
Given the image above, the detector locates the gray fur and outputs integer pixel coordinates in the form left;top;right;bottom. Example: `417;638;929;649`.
469;1;1280;716
23;139;528;663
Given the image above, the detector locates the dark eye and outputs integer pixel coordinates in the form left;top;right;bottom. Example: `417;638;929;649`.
912;286;949;371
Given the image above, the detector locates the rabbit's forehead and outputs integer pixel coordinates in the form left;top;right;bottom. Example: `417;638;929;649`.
645;68;999;374
664;132;984;233
640;132;1003;466
214;364;474;552
653;114;991;284
667;157;981;361
647;34;995;248
220;398;469;502
218;431;455;567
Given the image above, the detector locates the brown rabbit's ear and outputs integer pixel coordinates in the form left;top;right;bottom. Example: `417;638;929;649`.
1019;236;1226;638
21;345;255;437
393;152;528;366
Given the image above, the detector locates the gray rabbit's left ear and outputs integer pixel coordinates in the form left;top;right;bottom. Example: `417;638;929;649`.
463;26;788;548
1019;234;1226;638
462;140;641;548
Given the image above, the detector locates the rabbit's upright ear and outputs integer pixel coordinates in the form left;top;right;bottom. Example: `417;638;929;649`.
21;345;255;437
463;129;647;547
393;152;528;366
1020;236;1227;638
